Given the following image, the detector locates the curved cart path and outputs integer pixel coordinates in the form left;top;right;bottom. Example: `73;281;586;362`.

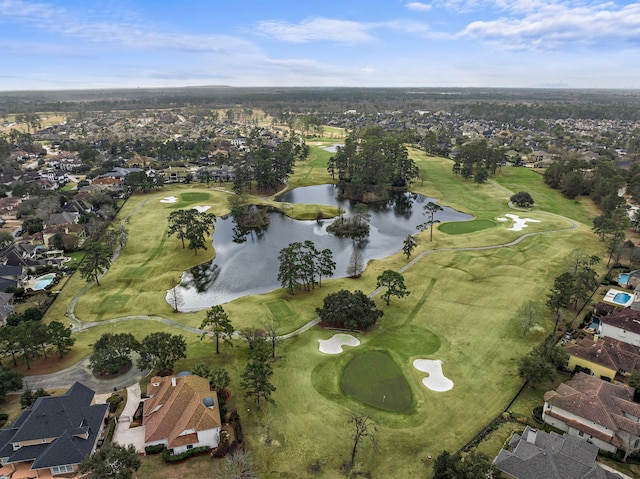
38;187;579;390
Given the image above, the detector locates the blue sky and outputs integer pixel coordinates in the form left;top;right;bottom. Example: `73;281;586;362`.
1;0;640;91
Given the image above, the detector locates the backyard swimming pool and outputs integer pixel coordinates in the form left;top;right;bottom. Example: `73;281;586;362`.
618;273;630;286
33;273;56;291
603;288;634;307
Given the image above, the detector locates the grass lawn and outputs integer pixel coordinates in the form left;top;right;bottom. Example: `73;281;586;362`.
439;219;497;235
35;144;607;478
340;349;413;412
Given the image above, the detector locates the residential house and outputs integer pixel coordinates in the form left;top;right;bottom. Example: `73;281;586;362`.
493;426;623;479
43;223;86;251
0;243;46;272
0;292;14;326
0;382;109;478
566;335;640;383
46;212;80;227
91;176;123;191
163;166;191;183
143;375;221;455
0;264;25;291
543;372;640;454
597;309;640;347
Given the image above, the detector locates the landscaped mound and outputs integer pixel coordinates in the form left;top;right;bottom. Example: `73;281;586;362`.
439;219;495;235
340;350;412;412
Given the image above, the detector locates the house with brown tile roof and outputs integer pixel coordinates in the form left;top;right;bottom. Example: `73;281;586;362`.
143;375;221;455
566;335;640;383
597;309;640;347
543;373;640;455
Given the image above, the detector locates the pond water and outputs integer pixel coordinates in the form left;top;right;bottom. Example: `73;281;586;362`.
174;184;472;310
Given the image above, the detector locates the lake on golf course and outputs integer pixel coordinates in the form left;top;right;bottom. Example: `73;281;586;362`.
174;184;472;310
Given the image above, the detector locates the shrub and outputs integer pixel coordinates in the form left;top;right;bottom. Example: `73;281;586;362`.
212;436;229;458
600;376;612;382
234;417;243;444
574;365;591;375
106;394;123;414
145;444;165;455
161;446;210;463
0;413;8;427
105;418;116;443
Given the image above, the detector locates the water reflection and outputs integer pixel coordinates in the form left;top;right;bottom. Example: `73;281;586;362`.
174;185;472;310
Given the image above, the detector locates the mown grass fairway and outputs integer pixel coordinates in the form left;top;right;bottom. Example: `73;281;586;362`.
340;350;413;412
39;141;607;478
439;218;496;234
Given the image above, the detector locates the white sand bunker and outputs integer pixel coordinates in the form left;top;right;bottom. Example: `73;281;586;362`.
318;334;360;354
497;213;540;231
413;359;454;392
160;196;178;203
192;205;211;213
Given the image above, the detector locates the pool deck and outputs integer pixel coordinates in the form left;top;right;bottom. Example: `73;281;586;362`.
24;273;57;291
603;288;635;308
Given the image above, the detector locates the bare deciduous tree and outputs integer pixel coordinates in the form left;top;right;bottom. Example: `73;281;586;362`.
167;284;183;313
346;246;364;278
347;412;379;472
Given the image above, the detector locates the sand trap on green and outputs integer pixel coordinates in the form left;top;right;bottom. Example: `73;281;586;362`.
192;205;211;213
413;359;454;392
318;334;360;354
497;213;540;231
341;350;412;412
160;196;178;203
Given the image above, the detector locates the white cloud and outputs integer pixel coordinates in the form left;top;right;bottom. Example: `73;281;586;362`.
361;66;375;73
460;2;640;49
0;0;259;55
256;17;375;44
406;2;432;12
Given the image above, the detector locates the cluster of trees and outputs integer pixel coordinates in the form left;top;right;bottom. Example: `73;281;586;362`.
277;240;336;294
518;336;569;384
547;251;601;332
328;127;419;200
451;139;504;182
124;170;164;194
233;138;307;195
316;290;383;330
0;320;75;369
544;158;625;202
167;208;216;255
89;332;186;375
433;449;498;478
0;366;23;402
326;204;371;242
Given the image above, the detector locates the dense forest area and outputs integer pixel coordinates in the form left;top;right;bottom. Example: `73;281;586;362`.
3;87;640;122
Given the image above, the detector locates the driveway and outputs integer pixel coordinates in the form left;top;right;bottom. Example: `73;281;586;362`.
22;355;148;394
111;383;146;453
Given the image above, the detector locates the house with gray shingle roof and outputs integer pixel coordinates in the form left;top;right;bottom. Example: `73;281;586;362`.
543;373;640;455
493;425;623;479
0;382;108;478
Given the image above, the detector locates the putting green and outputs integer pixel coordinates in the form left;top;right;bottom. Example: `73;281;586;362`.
439;219;496;235
265;300;294;319
340;350;412;412
178;192;211;204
